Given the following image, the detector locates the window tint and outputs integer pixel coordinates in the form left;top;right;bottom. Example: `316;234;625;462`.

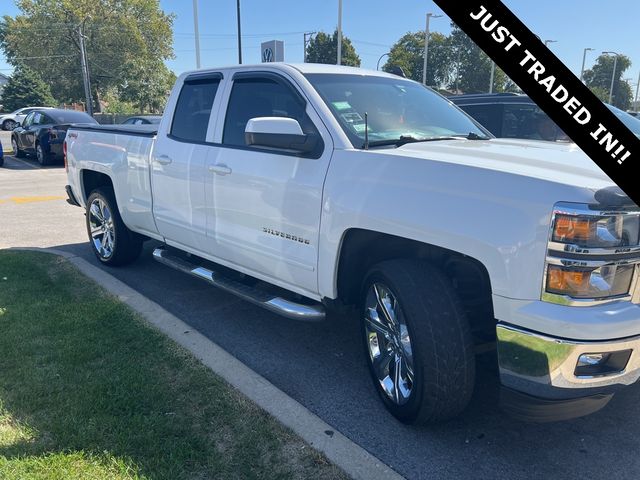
223;77;313;147
502;104;569;142
171;78;220;142
122;118;135;125
32;112;43;125
50;110;96;124
459;104;502;137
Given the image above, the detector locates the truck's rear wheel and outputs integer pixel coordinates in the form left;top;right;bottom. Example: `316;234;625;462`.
86;188;142;266
361;260;475;424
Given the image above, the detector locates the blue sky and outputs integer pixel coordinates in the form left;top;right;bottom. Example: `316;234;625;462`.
1;0;638;91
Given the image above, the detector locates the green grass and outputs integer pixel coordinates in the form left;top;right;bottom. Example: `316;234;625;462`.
0;251;347;480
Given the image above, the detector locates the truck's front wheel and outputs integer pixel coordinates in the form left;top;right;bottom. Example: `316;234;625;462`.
361;260;475;424
86;188;142;266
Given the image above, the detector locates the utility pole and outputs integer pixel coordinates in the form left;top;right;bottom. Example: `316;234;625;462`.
580;47;594;83
193;0;201;68
422;13;442;86
78;21;93;116
236;0;242;64
303;32;316;63
337;0;343;65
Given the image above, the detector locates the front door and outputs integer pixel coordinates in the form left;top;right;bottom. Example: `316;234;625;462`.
208;72;333;295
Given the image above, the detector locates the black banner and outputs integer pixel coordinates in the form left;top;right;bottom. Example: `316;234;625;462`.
433;0;640;206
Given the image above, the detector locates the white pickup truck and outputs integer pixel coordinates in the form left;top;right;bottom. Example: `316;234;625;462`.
65;63;640;424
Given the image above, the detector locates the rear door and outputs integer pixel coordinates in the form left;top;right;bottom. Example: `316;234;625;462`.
151;72;223;254
207;71;333;294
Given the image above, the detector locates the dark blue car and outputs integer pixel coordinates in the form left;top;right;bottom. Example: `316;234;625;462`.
11;108;97;165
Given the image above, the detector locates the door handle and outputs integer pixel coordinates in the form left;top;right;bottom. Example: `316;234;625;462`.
209;164;232;175
156;154;172;165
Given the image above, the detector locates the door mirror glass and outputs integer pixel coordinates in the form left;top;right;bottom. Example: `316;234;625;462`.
245;117;318;154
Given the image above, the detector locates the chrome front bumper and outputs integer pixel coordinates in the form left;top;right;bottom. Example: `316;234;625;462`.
497;323;640;400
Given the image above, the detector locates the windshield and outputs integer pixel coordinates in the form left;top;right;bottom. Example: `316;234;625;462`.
607;104;640;138
305;73;490;148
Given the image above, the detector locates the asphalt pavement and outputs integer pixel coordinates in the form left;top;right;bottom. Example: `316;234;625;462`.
1;149;640;480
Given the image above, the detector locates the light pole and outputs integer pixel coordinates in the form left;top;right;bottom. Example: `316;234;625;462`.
377;52;390;71
489;61;495;93
192;0;201;68
544;39;557;47
423;12;442;86
337;0;343;65
580;47;594;83
603;51;620;104
635;70;640;111
236;0;242;64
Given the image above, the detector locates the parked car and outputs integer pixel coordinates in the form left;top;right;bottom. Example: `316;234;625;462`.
0;106;54;131
450;93;640;141
12;108;97;165
608;104;640;139
65;63;640;424
121;115;162;125
449;93;570;141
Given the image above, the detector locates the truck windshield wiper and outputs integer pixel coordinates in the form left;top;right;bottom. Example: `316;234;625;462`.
452;132;491;140
364;135;458;149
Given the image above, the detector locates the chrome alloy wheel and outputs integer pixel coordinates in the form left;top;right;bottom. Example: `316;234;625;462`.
364;283;415;405
89;198;115;259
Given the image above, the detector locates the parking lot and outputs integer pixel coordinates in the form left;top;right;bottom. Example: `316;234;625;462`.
1;136;640;479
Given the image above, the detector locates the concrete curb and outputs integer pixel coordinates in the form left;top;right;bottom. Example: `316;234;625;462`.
11;247;406;480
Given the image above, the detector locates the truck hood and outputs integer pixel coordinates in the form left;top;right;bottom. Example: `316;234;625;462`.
380;138;615;191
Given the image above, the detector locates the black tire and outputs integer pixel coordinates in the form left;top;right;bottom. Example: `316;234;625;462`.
2;119;15;131
11;137;25;158
36;142;53;166
86;187;142;266
0;156;4;167
361;259;475;424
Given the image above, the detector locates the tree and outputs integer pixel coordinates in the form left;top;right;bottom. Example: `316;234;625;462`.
0;0;175;112
447;24;518;94
583;54;633;109
1;64;56;111
383;31;451;86
306;31;361;67
118;59;176;113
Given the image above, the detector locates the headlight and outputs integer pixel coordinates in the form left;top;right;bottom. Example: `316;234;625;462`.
543;202;640;305
552;213;640;247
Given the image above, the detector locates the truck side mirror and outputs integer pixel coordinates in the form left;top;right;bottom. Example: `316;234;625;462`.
245;117;319;154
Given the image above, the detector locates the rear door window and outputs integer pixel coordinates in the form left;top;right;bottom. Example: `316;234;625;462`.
170;76;221;142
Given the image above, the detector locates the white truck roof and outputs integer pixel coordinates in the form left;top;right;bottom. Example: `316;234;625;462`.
179;62;403;80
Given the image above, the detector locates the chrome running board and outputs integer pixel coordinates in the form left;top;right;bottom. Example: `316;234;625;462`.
152;247;325;322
